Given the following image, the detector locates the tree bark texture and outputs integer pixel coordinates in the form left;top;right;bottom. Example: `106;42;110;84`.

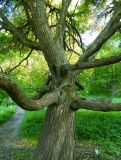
33;97;75;160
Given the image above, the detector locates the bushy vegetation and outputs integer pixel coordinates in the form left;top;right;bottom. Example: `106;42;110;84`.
20;109;46;140
76;111;121;157
0;97;16;124
0;105;16;124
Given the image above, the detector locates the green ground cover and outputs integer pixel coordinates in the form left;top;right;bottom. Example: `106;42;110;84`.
0;106;16;124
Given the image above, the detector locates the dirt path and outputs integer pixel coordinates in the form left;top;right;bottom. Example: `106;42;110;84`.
0;108;24;142
0;107;36;160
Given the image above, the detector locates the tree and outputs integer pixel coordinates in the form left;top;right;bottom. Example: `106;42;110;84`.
0;0;121;159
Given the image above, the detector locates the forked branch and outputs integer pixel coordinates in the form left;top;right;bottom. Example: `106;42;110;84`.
0;73;59;111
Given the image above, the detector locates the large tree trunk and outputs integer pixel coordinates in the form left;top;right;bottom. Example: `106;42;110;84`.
33;94;75;160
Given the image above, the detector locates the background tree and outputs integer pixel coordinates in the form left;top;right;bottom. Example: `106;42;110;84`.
0;0;121;159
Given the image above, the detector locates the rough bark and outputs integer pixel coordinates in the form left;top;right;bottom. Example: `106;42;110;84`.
32;72;76;159
66;52;121;70
27;0;66;71
71;98;121;112
33;102;75;160
31;76;75;160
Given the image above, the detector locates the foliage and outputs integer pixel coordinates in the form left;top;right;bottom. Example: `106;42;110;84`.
0;105;16;124
75;109;121;159
78;32;121;97
20;109;46;140
1;51;48;97
0;94;16;124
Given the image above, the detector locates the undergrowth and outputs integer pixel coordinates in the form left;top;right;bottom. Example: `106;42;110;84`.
20;109;46;140
0;105;16;124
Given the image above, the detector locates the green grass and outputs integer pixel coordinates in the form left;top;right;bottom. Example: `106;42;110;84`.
20;109;46;140
75;110;121;157
20;99;121;159
0;105;16;124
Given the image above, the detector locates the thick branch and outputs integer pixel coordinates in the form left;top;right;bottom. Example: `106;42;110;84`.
0;73;59;111
56;0;72;44
27;0;65;68
68;52;121;70
71;98;121;112
0;9;41;50
76;8;121;64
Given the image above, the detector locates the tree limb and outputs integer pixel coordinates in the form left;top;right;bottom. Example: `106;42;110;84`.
67;52;121;70
56;0;72;44
0;9;41;50
76;8;121;65
27;0;65;68
0;72;59;111
71;98;121;112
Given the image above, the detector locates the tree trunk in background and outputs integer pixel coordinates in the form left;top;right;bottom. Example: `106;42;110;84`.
33;95;75;160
